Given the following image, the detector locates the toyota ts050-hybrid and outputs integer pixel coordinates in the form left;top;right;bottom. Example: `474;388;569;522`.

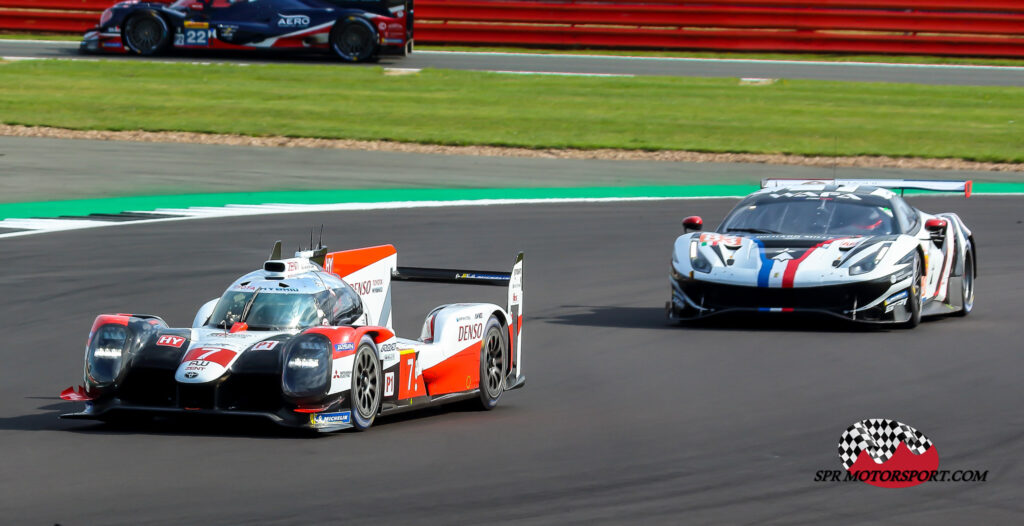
61;241;524;432
668;179;975;327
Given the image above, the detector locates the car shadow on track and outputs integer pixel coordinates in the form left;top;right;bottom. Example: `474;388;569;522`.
9;397;500;438
542;305;895;333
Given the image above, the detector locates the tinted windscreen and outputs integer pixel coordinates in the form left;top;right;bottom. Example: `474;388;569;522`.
721;197;897;236
209;291;323;330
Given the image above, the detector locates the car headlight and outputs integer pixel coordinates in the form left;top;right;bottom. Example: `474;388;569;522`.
849;243;890;276
86;324;129;387
690;240;712;273
282;334;331;400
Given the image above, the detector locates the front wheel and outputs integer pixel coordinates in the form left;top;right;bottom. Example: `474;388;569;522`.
953;248;975;317
123;12;170;56
330;20;379;62
350;337;382;430
475;317;507;410
900;252;923;329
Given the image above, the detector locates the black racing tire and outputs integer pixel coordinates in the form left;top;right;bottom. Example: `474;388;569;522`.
123;12;171;56
350;336;382;430
953;247;975;317
329;19;379;62
900;252;923;329
475;316;507;411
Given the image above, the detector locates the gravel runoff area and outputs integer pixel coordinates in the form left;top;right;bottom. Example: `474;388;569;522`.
3;124;1022;172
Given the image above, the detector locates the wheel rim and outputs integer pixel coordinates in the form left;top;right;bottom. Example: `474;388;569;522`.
353;350;378;418
337;25;371;58
483;330;504;397
127;18;162;53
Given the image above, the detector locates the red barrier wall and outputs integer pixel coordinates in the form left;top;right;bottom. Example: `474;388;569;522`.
2;0;1023;57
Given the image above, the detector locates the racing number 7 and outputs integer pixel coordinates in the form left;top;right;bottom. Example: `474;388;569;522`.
399;350;423;399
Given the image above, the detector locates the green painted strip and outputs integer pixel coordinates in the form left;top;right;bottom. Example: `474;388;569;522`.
1;182;1021;221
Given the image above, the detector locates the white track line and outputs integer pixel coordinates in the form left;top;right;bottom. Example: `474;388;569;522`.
3;192;1017;240
2;39;1022;72
0;196;742;239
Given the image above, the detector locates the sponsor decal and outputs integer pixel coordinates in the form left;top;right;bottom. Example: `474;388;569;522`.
769;191;861;200
384;371;395;396
102;42;122;48
278;14;310;28
183;20;209;29
335;342;355;352
698;233;743;248
349;278;383;296
310;411;351;427
157;335;186;348
884;291;909;313
380;342;398;353
181;347;236;367
252;340;279;351
333;369;350;379
836;238;861;250
185;372;198;379
814;419;987;487
378;21;387;31
772;248;795;261
458;323;483;342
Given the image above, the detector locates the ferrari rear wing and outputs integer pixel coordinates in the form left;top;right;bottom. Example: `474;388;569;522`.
761;178;972;198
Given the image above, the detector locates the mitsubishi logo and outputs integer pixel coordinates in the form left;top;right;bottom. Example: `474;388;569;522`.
773;249;795;261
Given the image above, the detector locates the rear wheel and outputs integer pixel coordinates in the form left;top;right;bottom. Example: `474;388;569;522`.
330;20;378;62
124;12;170;56
475;317;507;410
350;337;381;430
953;248;975;317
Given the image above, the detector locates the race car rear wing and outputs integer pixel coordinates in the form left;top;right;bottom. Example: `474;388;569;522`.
761;178;972;198
395;253;524;375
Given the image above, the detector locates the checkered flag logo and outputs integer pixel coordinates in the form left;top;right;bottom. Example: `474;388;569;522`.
838;418;934;470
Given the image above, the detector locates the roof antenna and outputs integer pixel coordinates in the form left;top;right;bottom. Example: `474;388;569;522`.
317;224;324;249
310;227;314;252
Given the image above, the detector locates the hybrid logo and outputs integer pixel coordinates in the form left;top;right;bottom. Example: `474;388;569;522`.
278;15;310;28
815;419;987;487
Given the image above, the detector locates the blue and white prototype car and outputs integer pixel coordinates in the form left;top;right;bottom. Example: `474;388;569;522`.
668;179;976;327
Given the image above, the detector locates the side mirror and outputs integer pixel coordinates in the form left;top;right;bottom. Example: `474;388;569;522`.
229;322;249;333
192;298;219;328
682;216;703;232
925;218;947;233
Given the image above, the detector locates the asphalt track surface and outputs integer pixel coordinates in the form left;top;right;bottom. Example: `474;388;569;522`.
3;39;1024;86
3;136;1018;204
1;194;1022;524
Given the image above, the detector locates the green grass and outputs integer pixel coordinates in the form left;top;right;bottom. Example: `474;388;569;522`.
1;59;1022;162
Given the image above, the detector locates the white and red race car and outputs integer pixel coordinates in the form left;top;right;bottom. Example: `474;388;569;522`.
61;241;524;432
668;179;975;327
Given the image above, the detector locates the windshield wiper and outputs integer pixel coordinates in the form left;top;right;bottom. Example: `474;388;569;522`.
238;290;260;326
727;227;780;234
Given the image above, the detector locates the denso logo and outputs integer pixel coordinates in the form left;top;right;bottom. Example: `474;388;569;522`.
458;323;483;342
278;14;310;27
350;279;383;295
